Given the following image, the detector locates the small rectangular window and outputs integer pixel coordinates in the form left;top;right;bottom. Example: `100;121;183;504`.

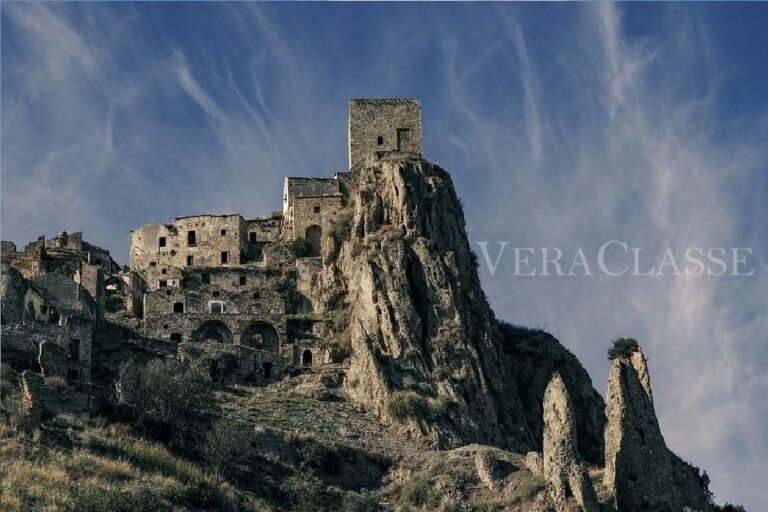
239;276;247;285
210;302;223;314
249;232;257;243
150;262;157;267
173;302;184;313
253;291;261;300
187;255;194;266
221;229;227;236
159;236;166;248
220;251;229;264
397;128;411;151
187;230;196;246
161;268;167;275
313;206;321;214
69;339;80;362
159;279;167;287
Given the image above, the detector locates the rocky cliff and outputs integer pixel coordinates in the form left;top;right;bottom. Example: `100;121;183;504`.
311;160;609;456
308;158;715;510
312;159;532;449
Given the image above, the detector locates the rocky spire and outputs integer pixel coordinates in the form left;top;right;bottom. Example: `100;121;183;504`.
603;347;683;511
313;159;532;449
542;372;599;512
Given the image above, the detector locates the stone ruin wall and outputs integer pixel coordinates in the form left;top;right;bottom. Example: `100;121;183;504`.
130;214;248;282
348;98;423;169
1;321;92;386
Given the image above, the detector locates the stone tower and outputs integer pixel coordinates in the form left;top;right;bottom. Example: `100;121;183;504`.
348;98;423;169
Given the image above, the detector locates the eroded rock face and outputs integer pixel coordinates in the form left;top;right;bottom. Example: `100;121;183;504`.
500;325;606;464
542;373;599;512
604;350;683;511
313;160;533;449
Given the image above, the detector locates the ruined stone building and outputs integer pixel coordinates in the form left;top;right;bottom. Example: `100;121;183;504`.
1;229;141;412
126;98;424;383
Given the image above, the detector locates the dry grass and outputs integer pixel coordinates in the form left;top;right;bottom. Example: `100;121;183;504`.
0;413;263;512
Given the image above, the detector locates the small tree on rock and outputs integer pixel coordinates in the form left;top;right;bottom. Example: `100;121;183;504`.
607;337;640;360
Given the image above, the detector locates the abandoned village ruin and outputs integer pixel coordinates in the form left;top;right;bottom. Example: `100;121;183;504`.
1;98;723;511
2;99;424;396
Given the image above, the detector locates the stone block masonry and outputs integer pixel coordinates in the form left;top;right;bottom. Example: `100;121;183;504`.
348;98;423;169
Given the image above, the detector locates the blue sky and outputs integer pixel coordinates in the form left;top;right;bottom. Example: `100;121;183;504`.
2;3;767;509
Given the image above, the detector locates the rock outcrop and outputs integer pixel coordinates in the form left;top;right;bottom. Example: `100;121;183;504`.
542;373;599;512
604;348;693;511
499;324;607;464
313;160;535;449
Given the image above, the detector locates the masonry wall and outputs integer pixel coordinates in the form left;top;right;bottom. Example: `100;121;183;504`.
245;215;283;263
77;263;105;320
143;267;292;349
285;196;344;252
130;214;248;286
1;321;92;387
348;98;423;169
177;342;286;384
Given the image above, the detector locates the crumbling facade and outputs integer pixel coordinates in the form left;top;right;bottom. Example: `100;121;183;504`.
1;264;96;401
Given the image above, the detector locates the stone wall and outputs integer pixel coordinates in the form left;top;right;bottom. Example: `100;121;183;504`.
245;214;283;263
130;214;248;282
143;268;290;350
1;321;92;387
76;263;105;321
286;196;344;252
2;237;45;278
178;342;286;384
282;177;343;243
348;98;423;169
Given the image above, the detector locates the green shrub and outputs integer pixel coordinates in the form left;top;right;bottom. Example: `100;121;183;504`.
115;358;212;433
185;477;219;509
201;419;251;483
386;391;428;420
288;238;313;258
607;337;640;360
297;439;342;475
400;479;440;508
342;490;388;512
429;396;456;417
331;213;353;242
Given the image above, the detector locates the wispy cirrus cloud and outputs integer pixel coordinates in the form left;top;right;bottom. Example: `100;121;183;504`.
2;3;766;509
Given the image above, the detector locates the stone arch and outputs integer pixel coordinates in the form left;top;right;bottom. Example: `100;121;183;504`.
305;225;321;257
302;349;313;368
192;320;233;344
241;321;279;352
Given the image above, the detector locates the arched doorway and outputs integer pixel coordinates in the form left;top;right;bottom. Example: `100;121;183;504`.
305;225;321;257
191;320;233;344
241;321;279;352
302;349;313;368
